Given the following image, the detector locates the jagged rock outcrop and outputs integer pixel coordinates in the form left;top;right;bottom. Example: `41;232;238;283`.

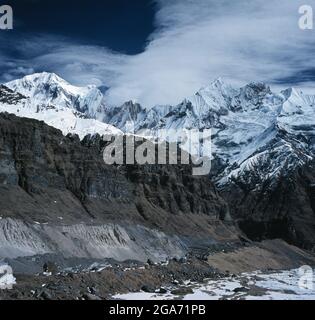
0;85;26;104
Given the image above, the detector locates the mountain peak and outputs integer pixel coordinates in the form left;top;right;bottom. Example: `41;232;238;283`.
241;82;271;95
5;72;99;96
281;87;304;99
212;77;225;86
17;72;67;86
5;72;103;117
198;77;228;92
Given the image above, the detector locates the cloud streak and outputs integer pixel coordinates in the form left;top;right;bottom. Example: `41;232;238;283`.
106;0;315;106
1;0;315;107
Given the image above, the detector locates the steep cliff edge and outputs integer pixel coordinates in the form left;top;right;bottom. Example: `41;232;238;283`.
0;113;238;261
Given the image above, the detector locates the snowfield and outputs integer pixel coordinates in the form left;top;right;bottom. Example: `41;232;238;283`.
0;263;16;290
113;268;315;300
0;73;122;139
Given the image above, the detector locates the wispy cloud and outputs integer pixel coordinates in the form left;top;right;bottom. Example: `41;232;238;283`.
1;0;315;107
0;34;128;86
106;0;315;106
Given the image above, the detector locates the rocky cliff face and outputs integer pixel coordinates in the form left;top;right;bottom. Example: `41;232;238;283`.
98;79;315;251
220;159;315;251
0;113;238;261
2;72;315;256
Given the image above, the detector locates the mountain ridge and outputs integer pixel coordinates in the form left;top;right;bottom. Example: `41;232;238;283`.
1;72;315;249
2;72;315;188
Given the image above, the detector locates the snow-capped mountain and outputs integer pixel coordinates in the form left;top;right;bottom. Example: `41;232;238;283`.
103;79;315;188
1;71;315;248
100;100;173;133
0;74;122;139
5;72;103;118
1;72;315;190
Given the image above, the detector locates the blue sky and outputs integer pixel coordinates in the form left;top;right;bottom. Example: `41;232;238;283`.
1;0;315;107
3;0;155;54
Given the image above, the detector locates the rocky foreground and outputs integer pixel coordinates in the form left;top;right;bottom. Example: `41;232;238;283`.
0;112;238;262
1;239;315;300
0;113;315;300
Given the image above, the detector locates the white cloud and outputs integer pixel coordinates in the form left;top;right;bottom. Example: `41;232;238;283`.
106;0;315;107
2;0;315;107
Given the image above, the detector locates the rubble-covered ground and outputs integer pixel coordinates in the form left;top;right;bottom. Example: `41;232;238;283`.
1;239;315;300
